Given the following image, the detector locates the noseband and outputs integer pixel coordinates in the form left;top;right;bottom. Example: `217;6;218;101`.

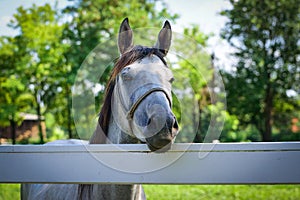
126;87;172;120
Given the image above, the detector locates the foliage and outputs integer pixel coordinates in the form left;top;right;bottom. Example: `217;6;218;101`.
171;26;212;143
221;0;300;141
171;25;240;143
2;4;69;143
0;36;34;144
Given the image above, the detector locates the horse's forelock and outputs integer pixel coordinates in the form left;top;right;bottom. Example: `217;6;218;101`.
112;45;166;78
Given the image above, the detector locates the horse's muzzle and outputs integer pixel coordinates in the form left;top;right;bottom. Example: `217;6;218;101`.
144;113;178;152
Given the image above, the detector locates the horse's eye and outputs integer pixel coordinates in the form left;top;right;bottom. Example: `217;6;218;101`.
121;67;130;75
169;77;175;83
121;67;132;80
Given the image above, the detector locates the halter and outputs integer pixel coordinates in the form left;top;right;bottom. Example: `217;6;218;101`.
126;87;172;120
113;79;172;138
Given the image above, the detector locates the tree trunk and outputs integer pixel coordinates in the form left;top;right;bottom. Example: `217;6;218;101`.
193;99;202;143
10;118;16;145
67;87;73;139
37;103;45;144
67;94;73;139
194;107;203;143
263;84;273;142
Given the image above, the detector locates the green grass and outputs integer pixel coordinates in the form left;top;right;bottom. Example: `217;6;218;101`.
143;185;300;200
1;184;300;200
0;184;20;200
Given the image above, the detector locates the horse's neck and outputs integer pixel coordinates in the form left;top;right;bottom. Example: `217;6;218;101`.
89;115;138;144
91;184;145;200
107;116;139;144
87;116;143;200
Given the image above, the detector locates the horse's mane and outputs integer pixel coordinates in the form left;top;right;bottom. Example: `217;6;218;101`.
89;45;166;144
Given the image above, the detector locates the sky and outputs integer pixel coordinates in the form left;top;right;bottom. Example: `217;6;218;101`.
0;0;234;70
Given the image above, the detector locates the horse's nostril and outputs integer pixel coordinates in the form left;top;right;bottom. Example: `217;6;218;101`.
173;117;179;129
166;115;178;132
147;118;151;126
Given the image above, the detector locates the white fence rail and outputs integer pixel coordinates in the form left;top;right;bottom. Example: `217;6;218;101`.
0;142;300;184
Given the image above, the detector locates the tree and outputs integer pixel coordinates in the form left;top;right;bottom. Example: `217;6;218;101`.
171;26;232;143
171;25;212;142
0;37;34;144
8;4;68;143
221;0;300;141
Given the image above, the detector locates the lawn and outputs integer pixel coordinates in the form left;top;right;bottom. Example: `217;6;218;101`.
0;184;20;200
144;185;300;200
1;184;299;200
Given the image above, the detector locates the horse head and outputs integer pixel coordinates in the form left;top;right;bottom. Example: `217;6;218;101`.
111;18;178;152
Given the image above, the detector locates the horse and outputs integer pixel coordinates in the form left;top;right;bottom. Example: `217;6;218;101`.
21;18;179;200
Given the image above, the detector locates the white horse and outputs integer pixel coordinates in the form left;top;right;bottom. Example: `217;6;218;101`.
21;18;178;200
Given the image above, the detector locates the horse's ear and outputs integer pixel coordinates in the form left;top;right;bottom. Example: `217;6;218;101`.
155;20;172;56
118;18;133;55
